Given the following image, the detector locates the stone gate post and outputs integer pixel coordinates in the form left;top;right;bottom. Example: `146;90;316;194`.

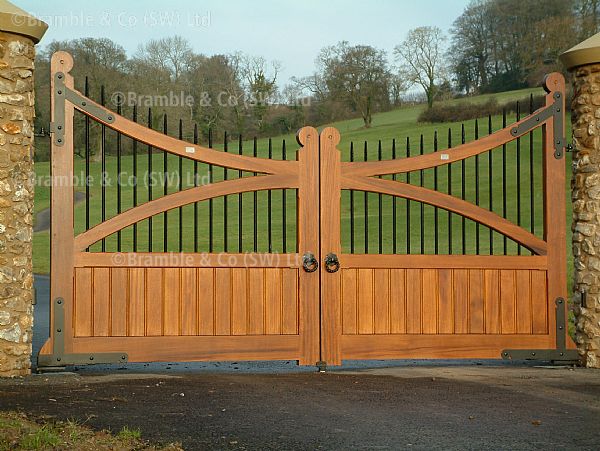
561;34;600;368
0;0;46;376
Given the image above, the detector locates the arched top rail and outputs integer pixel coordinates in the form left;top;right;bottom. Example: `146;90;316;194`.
342;175;548;255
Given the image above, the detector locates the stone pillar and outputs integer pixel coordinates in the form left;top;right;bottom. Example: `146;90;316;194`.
561;34;600;368
0;1;46;376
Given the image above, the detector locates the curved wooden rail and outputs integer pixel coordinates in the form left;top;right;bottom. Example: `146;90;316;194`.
342;175;547;255
66;89;298;176
75;174;296;251
342;105;552;178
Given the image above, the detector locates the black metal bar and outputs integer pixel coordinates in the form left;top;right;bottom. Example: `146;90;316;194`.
364;141;369;254
282;139;287;253
350;142;355;254
488;115;493;255
516;102;522;255
84;77;90;236
253;137;258;253
406;137;411;254
178;119;183;253
461;124;466;254
224;131;228;253
193;123;199;253
163;114;168;252
378;140;383;254
238;134;243;253
529;94;535;239
434;131;438;254
475;119;480;255
447;128;452;255
132;105;138;252
116;95;122;252
268;138;272;252
147;108;153;252
100;85;106;252
502;109;507;254
208;129;213;253
392;139;397;254
420;134;424;254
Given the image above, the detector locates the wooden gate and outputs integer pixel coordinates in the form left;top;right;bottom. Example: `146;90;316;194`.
38;52;577;368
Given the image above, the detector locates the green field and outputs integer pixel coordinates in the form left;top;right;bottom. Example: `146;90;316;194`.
33;85;572;294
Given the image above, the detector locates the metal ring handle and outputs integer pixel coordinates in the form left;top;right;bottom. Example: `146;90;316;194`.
324;253;340;273
302;252;318;273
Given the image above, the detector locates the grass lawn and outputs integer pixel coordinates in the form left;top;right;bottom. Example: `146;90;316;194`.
33;84;573;297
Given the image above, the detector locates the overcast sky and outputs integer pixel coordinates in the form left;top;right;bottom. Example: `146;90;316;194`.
20;0;471;84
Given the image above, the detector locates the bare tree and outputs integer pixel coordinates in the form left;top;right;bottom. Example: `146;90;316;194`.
394;26;446;109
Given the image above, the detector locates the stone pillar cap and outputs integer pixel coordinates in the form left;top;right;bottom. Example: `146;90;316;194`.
0;0;47;43
560;33;600;71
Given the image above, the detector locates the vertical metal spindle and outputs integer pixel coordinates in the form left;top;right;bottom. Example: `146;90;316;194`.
420;134;425;254
350;142;355;254
208;129;214;252
223;131;228;253
147;108;153;252
406;137;411;254
434;131;439;254
364;141;369;253
84;77;90;235
488;115;493;255
132;105;138;252
238;135;243;253
529;94;535;239
253;137;258;252
100;86;106;252
163;114;168;252
268;138;272;252
392;139;397;254
116;95;122;252
282;139;287;253
502;109;508;254
178;119;183;253
378;140;383;254
461;124;466;254
447;128;452;254
193;124;199;253
516;102;522;255
475;119;480;255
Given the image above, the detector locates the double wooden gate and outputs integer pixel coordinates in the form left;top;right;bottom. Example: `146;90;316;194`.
38;52;577;368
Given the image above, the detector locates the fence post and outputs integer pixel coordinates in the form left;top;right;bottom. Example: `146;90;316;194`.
0;1;46;376
561;34;600;368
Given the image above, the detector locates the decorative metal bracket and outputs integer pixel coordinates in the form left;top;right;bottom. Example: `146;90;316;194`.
501;298;580;364
509;92;565;159
37;297;128;369
49;71;115;148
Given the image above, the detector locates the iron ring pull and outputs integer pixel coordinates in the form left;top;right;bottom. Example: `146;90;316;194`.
302;252;318;273
324;253;340;273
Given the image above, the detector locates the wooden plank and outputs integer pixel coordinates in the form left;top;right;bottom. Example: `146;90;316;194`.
92;268;110;337
265;269;282;335
438;269;453;334
357;269;374;334
247;269;264;335
389;269;406;334
531;270;548;334
180;268;197;335
197;268;214;335
110;268;128;337
484;269;501;334
74;268;92;337
500;270;516;334
163;269;181;336
453;269;469;334
231;268;248;336
342;269;358;335
128;268;145;337
214;269;232;335
281;269;298;335
516;270;532;334
406;269;422;334
468;270;485;334
145;268;163;336
373;270;390;334
340;254;547;270
421;269;438;334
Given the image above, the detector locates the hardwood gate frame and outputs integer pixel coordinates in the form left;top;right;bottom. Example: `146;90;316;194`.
37;52;577;368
